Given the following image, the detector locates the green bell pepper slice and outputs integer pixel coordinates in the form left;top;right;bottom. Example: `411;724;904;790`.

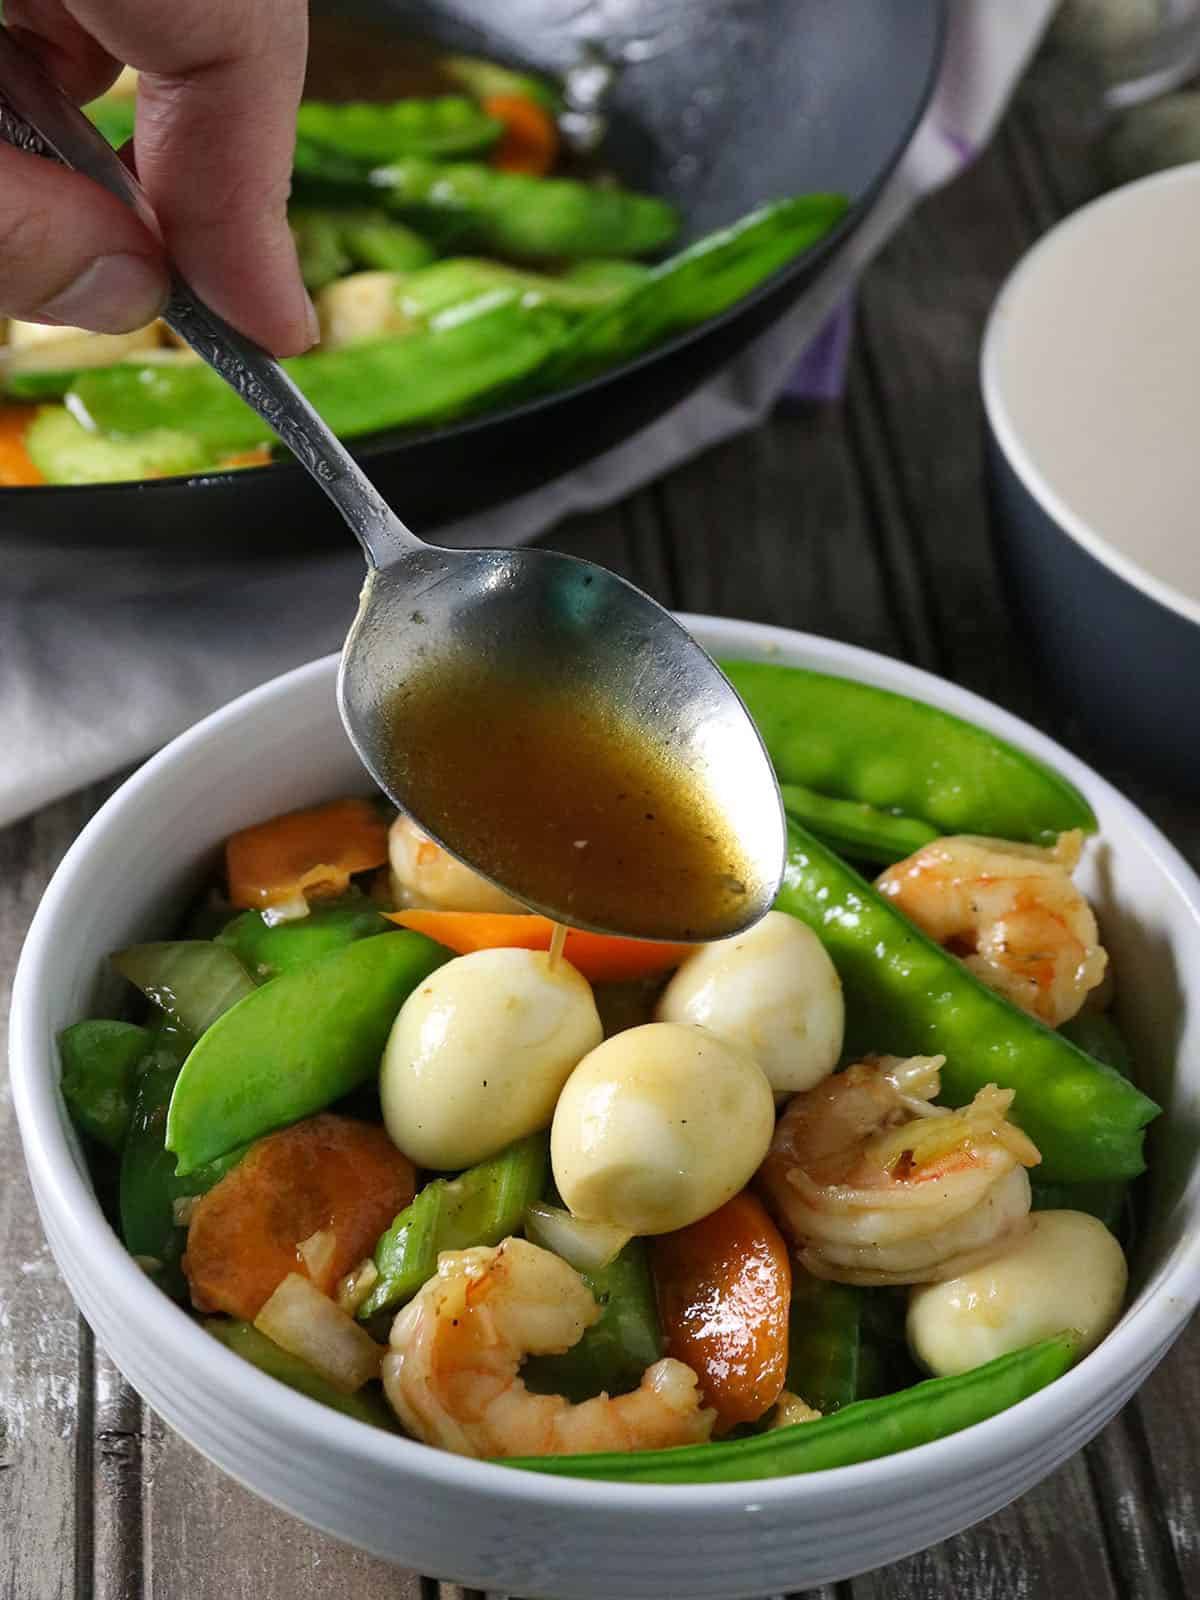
723;659;1096;843
776;820;1158;1183
67;301;569;454
165;930;449;1175
524;1240;663;1404
504;1334;1078;1481
59;1020;153;1152
358;1132;549;1321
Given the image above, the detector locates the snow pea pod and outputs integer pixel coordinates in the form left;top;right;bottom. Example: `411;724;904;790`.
369;158;679;259
524;1240;663;1404
394;257;649;324
85;94;135;148
505;1333;1077;1481
776;820;1158;1183
1031;1012;1136;1230
358;1132;548;1321
59;1020;152;1151
722;659;1096;843
166;931;448;1175
780;782;938;866
216;896;391;980
68;301;569;453
336;213;437;273
539;196;848;384
297;97;502;163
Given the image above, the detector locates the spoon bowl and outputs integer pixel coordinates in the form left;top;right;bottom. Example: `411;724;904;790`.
340;543;785;939
0;28;784;937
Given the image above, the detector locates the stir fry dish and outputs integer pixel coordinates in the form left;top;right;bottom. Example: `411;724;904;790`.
60;663;1158;1481
0;54;848;486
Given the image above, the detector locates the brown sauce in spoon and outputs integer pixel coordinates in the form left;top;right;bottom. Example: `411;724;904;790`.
381;661;760;941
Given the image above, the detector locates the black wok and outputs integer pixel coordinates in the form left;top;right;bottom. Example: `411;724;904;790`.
0;0;944;570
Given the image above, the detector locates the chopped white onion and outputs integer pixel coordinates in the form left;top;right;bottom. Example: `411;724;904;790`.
336;1258;380;1317
297;1228;337;1285
254;1273;383;1392
524;1202;631;1273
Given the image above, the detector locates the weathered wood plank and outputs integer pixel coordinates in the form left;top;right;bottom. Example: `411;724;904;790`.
1120;1319;1200;1592
853;132;1046;728
0;794;107;1600
652;407;908;663
849;1454;1121;1600
142;1415;427;1599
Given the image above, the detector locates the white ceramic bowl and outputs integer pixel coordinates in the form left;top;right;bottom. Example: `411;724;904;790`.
12;617;1200;1600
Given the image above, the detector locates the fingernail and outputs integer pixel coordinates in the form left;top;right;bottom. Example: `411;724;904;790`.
36;252;167;332
304;293;321;350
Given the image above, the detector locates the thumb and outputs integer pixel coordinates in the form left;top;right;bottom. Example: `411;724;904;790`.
0;142;167;330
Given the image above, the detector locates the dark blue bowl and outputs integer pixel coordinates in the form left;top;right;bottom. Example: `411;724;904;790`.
981;172;1200;796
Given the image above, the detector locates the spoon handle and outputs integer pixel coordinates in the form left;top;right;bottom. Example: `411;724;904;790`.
0;25;419;570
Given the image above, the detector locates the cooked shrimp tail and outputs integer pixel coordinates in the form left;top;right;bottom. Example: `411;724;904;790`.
382;1237;715;1458
875;831;1107;1027
757;1055;1040;1287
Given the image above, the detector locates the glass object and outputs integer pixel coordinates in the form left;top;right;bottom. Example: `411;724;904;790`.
1052;0;1200;106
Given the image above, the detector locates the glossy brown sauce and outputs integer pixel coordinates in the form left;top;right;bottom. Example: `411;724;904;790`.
381;664;758;940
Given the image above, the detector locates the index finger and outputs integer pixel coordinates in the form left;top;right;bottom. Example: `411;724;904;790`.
66;0;316;355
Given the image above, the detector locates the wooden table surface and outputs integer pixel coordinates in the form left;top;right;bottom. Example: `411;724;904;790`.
4;51;1199;1600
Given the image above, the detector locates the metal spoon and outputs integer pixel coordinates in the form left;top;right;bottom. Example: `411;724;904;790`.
0;28;785;940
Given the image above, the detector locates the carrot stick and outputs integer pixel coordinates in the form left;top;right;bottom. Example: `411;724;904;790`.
652;1191;792;1432
0;405;44;485
386;909;692;982
482;93;560;176
226;797;389;914
219;445;272;471
184;1113;415;1320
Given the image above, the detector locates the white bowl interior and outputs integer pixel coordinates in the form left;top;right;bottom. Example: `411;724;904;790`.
982;161;1200;627
11;618;1200;1598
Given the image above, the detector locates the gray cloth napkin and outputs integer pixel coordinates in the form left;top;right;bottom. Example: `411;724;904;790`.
0;0;1053;827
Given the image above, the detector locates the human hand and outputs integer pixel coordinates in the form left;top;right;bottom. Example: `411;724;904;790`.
2;0;316;354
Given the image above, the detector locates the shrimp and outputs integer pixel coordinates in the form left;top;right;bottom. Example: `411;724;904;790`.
757;1055;1040;1287
874;830;1107;1027
382;1237;715;1458
387;813;524;914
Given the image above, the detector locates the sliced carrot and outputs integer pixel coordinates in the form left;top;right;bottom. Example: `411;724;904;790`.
483;92;559;176
0;405;44;486
184;1113;415;1320
219;446;272;471
226;797;389;913
652;1190;791;1432
385;909;692;983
